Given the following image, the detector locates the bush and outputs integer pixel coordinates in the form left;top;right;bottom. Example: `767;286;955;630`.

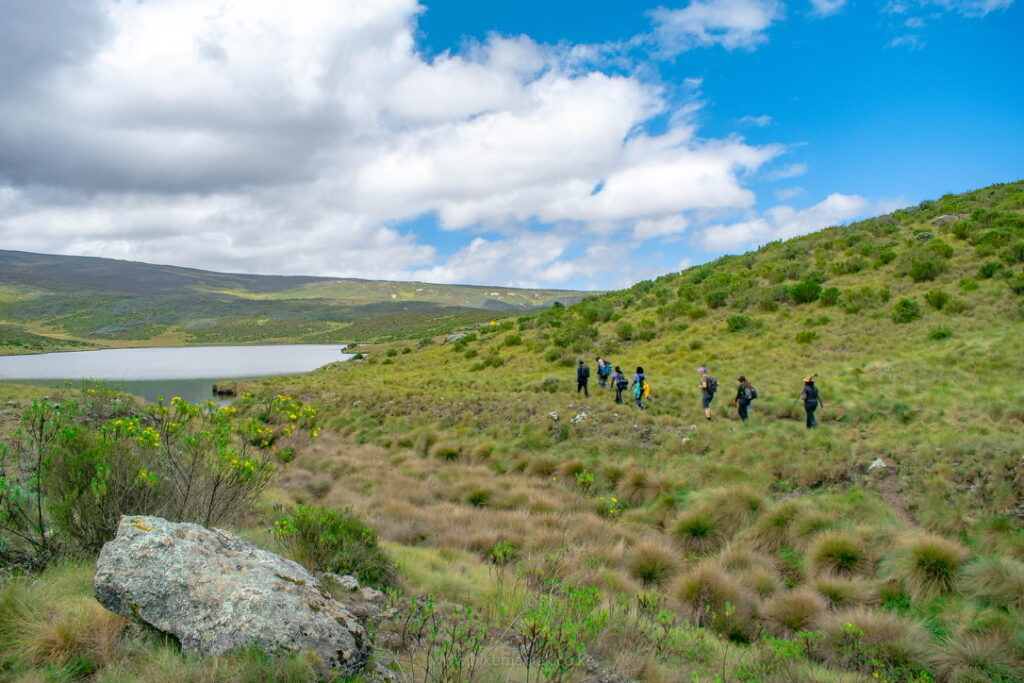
907;257;947;282
891;534;968;601
924;289;951;310
795;330;819;344
1009;273;1024;295
789;279;822;304
1;394;315;565
502;334;522;347
979;261;1004;278
928;326;952;340
726;315;753;332
672;562;759;641
960;278;979;291
539;377;561;393
704;288;729;309
819;286;840;306
615;322;634;341
273;505;395;588
892;298;922;324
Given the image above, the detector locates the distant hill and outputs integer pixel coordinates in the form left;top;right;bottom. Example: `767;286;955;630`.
0;251;589;352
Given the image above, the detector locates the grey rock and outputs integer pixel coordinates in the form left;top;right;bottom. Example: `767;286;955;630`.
913;231;934;241
94;516;370;678
932;214;965;226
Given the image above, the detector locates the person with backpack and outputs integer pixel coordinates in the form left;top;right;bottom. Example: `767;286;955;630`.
698;366;718;420
729;375;758;421
611;365;628;404
631;366;647;409
799;375;824;428
576;359;590;397
596;357;612;389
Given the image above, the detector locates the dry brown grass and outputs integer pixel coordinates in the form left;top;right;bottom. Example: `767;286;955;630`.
626;538;682;586
815;608;933;676
890;533;970;601
671;560;760;642
806;530;873;578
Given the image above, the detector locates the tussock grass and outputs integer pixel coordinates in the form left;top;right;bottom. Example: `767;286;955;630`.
891;534;970;601
670;506;724;555
933;632;1023;683
806;531;873;577
761;588;828;636
812;577;875;609
815;607;934;678
626;538;681;586
671;561;760;642
963;555;1024;610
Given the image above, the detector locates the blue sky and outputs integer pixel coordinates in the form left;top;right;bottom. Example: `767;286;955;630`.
0;0;1020;290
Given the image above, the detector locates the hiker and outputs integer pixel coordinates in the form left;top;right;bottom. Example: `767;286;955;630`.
799;375;824;428
576;359;590;397
632;366;647;409
611;365;628;404
729;375;758;421
596;357;612;389
698;366;718;420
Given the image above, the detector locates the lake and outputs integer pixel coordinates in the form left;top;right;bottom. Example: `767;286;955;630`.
0;345;352;404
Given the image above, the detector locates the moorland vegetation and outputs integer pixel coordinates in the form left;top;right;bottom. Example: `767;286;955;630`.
2;180;1024;681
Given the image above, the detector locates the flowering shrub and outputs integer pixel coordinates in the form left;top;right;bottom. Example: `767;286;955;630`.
1;390;318;563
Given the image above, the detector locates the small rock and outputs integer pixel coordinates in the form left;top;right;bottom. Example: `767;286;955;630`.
868;457;887;470
913;231;934;241
549;411;559;421
353;400;362;407
570;412;587;424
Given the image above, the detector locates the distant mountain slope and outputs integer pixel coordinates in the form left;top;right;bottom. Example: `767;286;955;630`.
0;251;589;351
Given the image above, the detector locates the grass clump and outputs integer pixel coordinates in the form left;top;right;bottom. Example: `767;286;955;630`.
626;539;681;586
933;633;1024;683
672;562;759;642
891;534;969;601
761;588;827;636
815;608;934;679
963;556;1024;610
806;531;872;577
671;506;723;555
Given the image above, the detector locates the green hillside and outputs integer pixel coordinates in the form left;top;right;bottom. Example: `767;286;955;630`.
0;251;588;352
2;180;1024;681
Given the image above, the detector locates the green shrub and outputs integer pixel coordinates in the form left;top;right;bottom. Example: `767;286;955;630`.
635;328;657;341
924;289;951;310
907;257;947;282
927;326;952;340
502;334;523;347
704;288;729;309
273;505;395;588
979;261;1004;278
726;315;753;332
539;377;561;393
795;330;819;344
1009;273;1024;295
892;298;922;324
959;278;979;291
789;279;822;304
615;322;633;341
385;348;398;357
819;286;840;306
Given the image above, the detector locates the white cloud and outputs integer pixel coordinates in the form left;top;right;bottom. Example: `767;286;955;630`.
738;114;772;127
763;162;808;180
650;0;784;54
775;186;805;200
699;192;871;250
888;34;927;49
810;0;848;16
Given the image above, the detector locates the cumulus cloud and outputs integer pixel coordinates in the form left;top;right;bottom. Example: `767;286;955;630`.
698;193;871;250
650;0;784;54
0;0;791;287
738;114;772;127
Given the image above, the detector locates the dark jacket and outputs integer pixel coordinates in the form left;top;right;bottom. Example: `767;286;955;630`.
577;365;590;382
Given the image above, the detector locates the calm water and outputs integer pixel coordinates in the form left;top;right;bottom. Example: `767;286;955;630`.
0;345;352;404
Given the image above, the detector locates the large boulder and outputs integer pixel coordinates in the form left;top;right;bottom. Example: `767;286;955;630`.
94;516;371;677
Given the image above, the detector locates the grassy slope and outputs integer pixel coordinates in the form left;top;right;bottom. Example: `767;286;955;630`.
0;252;589;352
250;180;1024;680
3;180;1024;681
